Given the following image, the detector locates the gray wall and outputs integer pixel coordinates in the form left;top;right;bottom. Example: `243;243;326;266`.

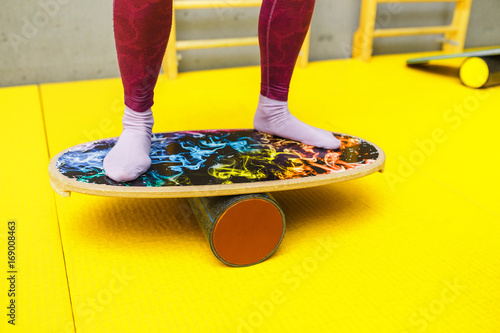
0;0;499;87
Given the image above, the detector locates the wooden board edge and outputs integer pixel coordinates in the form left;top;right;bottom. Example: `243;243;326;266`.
48;149;72;197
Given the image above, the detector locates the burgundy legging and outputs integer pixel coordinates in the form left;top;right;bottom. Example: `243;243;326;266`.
114;0;315;112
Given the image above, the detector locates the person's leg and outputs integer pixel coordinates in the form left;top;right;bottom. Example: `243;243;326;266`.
103;0;173;182
254;0;340;149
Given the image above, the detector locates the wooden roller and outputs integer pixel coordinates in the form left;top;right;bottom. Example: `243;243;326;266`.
187;193;285;267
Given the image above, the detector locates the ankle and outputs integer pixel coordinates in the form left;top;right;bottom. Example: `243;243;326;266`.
258;94;288;108
123;106;154;133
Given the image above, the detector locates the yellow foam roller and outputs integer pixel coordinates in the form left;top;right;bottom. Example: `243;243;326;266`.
459;55;500;88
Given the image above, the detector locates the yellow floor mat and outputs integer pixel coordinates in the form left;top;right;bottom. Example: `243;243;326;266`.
0;85;74;332
36;52;500;332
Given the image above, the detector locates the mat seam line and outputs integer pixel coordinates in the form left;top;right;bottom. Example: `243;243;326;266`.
37;85;52;159
38;84;78;333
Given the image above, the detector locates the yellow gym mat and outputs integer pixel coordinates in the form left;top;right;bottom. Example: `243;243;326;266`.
3;50;499;332
0;85;73;332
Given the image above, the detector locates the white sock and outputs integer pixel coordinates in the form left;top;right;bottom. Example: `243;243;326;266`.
103;106;154;182
253;94;341;149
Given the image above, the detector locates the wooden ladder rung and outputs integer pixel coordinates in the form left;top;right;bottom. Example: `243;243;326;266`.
177;37;258;50
373;25;457;38
165;0;310;79
352;0;472;61
174;0;262;10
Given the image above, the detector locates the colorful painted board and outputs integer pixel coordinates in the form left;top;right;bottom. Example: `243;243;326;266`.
48;129;385;266
49;129;385;198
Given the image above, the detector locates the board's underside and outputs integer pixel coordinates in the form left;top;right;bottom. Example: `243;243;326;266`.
49;129;385;197
406;47;500;65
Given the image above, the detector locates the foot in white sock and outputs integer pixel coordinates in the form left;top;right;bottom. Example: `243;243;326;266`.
103;106;154;182
254;95;341;149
